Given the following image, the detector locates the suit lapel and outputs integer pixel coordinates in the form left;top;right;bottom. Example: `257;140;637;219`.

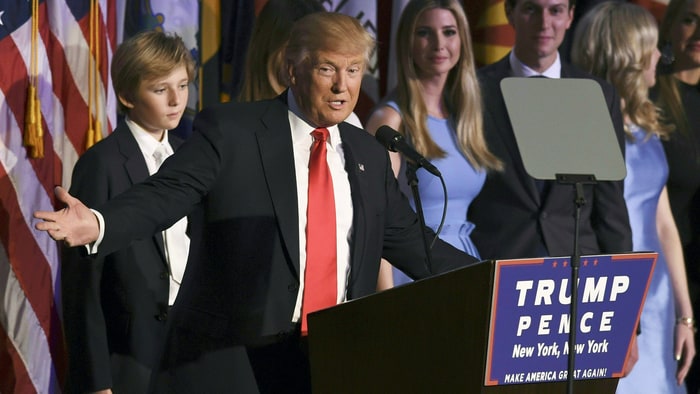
487;56;543;205
115;124;168;262
257;96;301;277
115;124;151;185
560;62;574;78
168;133;184;150
338;124;368;280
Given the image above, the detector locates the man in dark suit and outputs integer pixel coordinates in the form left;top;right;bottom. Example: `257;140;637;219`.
470;0;632;260
469;0;637;377
37;12;478;393
61;31;196;393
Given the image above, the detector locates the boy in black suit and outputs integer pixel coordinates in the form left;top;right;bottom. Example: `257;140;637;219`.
61;31;195;393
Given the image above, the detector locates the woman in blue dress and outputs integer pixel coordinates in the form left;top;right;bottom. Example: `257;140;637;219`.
572;3;695;392
366;0;501;287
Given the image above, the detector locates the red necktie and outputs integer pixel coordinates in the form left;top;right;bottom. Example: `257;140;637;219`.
301;127;337;334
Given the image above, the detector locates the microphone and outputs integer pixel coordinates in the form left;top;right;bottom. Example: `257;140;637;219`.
375;125;441;177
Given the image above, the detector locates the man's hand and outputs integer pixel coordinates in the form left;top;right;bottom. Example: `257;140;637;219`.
34;186;100;247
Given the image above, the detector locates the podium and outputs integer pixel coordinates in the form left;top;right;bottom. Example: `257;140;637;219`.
307;254;656;393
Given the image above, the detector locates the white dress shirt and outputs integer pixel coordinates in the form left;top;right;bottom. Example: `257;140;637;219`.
509;50;562;79
287;91;354;323
126;119;190;305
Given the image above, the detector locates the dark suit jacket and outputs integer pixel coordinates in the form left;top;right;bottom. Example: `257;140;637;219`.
62;123;184;393
92;94;477;392
470;55;632;260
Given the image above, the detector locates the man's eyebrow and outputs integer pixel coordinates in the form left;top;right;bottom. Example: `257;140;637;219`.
315;59;364;67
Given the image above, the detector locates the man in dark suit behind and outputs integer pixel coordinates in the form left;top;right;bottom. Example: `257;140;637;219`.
37;12;478;393
61;31;196;393
470;0;637;375
470;0;632;260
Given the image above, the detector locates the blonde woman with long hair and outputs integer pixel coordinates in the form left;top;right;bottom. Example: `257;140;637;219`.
573;2;696;392
367;0;500;287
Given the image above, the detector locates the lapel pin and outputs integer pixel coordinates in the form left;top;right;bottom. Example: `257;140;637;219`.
358;163;365;172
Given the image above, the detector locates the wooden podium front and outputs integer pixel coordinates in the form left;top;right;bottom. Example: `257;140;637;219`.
307;261;620;393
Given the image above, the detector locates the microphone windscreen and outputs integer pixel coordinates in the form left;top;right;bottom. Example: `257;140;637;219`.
375;125;400;152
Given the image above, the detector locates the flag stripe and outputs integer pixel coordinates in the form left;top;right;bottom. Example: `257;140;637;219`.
0;319;35;394
48;0;113;157
0;16;59;210
472;25;516;48
1;0;117;392
0;81;63;391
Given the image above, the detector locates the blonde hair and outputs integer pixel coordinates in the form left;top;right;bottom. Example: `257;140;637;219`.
394;0;501;170
656;0;693;135
286;12;374;72
571;1;671;139
111;30;195;114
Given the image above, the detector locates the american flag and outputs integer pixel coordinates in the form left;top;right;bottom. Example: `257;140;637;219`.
469;0;516;67
0;0;116;392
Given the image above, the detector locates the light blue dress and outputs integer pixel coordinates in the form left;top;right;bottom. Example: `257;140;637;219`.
388;102;485;286
616;125;685;394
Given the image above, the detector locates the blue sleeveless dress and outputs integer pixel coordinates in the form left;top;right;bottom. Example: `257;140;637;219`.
388;102;485;286
616;125;685;393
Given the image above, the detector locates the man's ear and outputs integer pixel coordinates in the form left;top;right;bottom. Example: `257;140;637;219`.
287;62;296;86
565;6;575;29
118;94;135;109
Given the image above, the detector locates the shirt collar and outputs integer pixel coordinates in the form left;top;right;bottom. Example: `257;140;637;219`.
125;117;172;156
509;51;562;79
287;90;341;150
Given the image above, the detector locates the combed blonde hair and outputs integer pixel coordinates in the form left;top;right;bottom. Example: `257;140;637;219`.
571;2;671;139
394;0;500;170
286;12;374;72
111;31;195;115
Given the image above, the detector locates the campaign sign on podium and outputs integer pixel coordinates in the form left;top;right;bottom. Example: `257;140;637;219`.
484;253;656;386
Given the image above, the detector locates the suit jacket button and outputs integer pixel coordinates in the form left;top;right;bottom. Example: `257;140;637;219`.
157;311;168;321
540;212;548;219
160;271;168;279
288;283;298;293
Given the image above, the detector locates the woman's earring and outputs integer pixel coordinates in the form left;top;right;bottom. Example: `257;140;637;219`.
661;41;675;65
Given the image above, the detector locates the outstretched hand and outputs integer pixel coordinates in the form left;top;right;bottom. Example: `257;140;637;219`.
34;186;100;247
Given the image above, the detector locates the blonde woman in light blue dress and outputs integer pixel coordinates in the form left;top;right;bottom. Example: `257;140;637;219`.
572;2;696;392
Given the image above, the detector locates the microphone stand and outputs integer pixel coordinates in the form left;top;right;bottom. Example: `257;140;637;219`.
406;162;432;271
556;173;597;394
